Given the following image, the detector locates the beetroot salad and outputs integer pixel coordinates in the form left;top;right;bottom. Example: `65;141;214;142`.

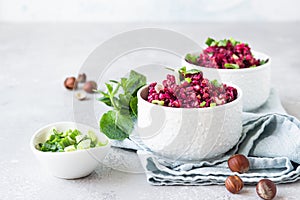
185;38;269;69
147;67;238;108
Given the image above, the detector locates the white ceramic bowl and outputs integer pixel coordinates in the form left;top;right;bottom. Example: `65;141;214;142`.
136;84;243;161
30;122;111;179
182;51;271;111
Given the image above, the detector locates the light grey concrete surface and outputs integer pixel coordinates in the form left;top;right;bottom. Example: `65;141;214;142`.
0;22;300;200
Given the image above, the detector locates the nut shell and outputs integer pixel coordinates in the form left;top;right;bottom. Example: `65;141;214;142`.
225;175;244;194
83;81;97;93
75;91;87;101
256;179;277;200
228;154;250;173
64;77;77;90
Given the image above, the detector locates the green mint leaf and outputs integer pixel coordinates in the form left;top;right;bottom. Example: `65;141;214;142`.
125;70;146;95
205;37;215;46
105;83;113;94
100;110;129;140
112;83;121;96
98;70;146;140
115;111;134;135
224;63;240;69
250;65;257;68
120;78;128;90
119;93;131;108
100;91;110;98
96;97;112;107
109;80;119;84
129;96;138;117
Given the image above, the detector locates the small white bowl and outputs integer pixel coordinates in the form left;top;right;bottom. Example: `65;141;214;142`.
136;84;243;161
182;51;271;111
30;122;111;179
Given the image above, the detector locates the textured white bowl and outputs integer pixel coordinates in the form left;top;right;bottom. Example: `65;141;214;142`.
136;84;243;161
30;122;111;179
182;51;271;111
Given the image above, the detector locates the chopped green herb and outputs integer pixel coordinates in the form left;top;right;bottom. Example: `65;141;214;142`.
217;39;228;47
206;37;242;47
260;59;269;65
151;100;165;106
38;128;107;152
185;54;198;64
210;79;221;87
210;103;217;107
200;101;206;107
64;145;76;152
229;37;242;46
185;77;192;83
179;66;202;76
229;38;237;46
205;37;216;46
224;63;240;69
77;139;91;150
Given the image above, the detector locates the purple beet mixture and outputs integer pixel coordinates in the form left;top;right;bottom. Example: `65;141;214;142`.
186;38;268;69
147;69;238;108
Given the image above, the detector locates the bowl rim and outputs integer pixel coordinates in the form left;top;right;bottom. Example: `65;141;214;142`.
137;82;243;112
182;50;271;73
30;121;111;155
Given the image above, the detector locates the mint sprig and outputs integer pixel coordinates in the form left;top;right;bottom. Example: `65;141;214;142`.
97;70;146;140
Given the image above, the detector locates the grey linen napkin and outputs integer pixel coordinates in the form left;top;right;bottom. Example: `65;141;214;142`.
112;88;300;185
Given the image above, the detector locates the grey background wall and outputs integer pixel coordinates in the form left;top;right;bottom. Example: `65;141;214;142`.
0;0;299;22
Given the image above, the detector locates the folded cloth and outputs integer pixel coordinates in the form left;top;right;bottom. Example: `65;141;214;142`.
112;88;300;185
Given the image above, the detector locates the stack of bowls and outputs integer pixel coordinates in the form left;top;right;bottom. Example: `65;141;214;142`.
135;48;270;161
182;51;271;111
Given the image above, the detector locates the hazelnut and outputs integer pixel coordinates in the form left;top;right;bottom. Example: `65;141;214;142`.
228;154;250;173
225;175;244;194
77;73;86;83
256;179;277;200
64;77;77;90
83;81;97;93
